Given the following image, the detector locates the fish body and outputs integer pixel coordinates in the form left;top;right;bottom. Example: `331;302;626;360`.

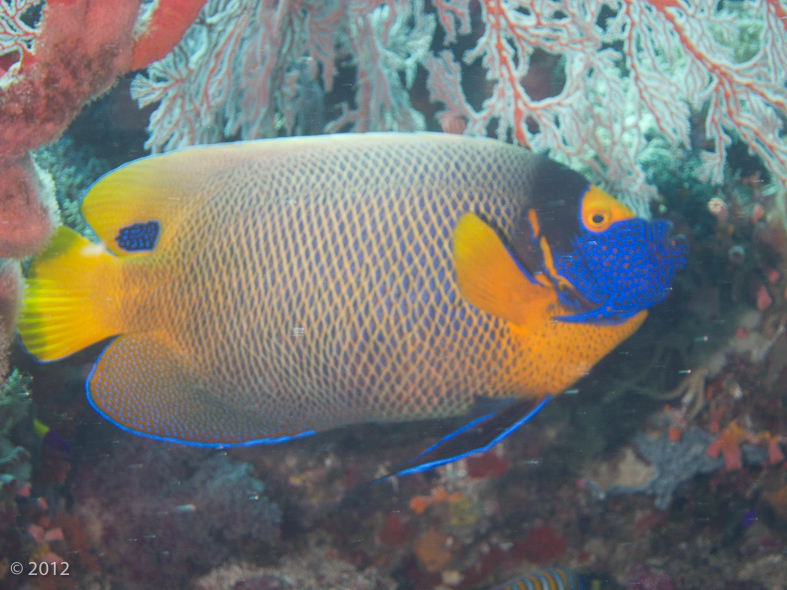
19;133;684;446
490;567;589;590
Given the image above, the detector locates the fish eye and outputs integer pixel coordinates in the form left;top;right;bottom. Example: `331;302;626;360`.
580;185;635;233
586;209;610;230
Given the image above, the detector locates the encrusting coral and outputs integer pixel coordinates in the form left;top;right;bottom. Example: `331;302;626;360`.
0;371;32;556
71;438;280;588
194;545;396;590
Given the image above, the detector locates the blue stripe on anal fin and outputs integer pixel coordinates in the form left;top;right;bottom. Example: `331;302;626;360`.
386;396;551;479
87;333;314;447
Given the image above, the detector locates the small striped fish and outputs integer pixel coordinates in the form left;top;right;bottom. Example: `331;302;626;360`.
490;567;588;590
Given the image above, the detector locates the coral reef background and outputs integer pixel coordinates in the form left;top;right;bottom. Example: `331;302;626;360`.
1;1;787;589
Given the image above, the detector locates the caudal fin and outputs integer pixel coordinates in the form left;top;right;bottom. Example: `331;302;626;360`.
19;226;123;361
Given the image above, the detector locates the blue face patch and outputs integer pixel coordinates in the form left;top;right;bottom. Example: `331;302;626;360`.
551;216;687;323
115;220;160;252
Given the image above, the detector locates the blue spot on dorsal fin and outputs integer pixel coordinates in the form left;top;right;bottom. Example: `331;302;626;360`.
115;220;160;252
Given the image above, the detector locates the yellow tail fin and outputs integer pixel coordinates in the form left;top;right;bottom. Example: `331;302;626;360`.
19;227;124;361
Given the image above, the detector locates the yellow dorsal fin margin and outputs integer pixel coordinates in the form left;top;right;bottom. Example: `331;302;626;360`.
81;146;242;256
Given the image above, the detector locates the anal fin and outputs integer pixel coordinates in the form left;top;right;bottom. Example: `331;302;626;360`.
87;332;315;446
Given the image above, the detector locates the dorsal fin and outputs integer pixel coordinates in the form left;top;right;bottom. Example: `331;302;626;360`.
80;145;250;256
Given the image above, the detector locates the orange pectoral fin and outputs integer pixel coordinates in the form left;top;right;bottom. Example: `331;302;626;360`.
453;213;550;325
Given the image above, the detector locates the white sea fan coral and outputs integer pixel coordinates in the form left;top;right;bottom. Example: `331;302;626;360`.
131;0;435;153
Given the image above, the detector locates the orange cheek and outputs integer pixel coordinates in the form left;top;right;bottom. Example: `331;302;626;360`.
505;290;648;397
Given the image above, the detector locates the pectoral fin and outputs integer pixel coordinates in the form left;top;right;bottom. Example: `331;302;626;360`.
387;396;551;478
453;213;549;325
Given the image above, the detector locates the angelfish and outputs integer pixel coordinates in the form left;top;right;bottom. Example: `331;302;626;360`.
19;134;686;472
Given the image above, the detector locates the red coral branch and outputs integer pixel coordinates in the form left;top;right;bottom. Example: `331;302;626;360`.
130;0;209;70
0;0;203;260
706;422;745;470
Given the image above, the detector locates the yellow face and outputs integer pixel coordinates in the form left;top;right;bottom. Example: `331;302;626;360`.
579;185;635;233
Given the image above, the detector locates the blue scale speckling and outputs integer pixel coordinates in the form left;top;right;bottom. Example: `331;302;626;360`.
553;217;687;323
